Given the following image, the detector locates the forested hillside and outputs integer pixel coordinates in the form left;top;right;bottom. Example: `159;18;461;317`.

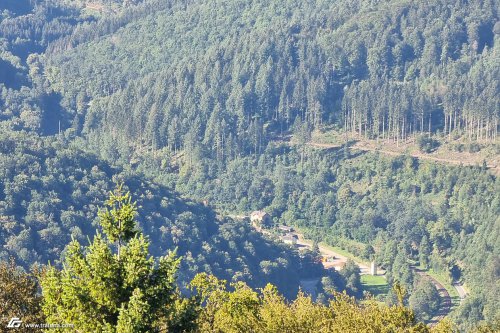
42;0;499;162
0;126;326;298
165;144;498;330
2;188;460;333
0;0;498;331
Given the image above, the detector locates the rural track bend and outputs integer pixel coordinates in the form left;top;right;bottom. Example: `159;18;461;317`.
414;268;452;326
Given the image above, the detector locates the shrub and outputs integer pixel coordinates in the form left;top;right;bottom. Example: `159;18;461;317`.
417;135;440;153
467;143;482;153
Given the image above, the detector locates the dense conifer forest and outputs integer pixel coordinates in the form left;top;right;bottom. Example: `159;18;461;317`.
0;0;498;331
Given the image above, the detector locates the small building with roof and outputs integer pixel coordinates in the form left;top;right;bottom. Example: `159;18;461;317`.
278;225;294;234
250;210;272;229
282;233;298;245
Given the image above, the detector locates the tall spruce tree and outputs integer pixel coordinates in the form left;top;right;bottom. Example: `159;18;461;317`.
419;235;431;270
39;184;197;333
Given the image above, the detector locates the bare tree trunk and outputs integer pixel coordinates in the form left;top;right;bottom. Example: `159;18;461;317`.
443;112;448;135
360;119;363;138
421;113;424;134
382;115;386;140
477;118;480;141
409;123;412;143
396;120;400;147
468;116;472;142
428;114;432;138
465;115;469;141
453;109;458;134
388;116;392;142
495;118;498;141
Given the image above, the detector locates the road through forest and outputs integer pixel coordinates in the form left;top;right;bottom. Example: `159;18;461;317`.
235;201;466;325
287;231;453;326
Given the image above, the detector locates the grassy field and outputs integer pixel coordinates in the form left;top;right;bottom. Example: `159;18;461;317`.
361;275;390;300
282;226;392;302
317;238;390;299
319;242;370;266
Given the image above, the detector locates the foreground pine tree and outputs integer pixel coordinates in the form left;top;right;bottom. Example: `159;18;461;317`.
40;184;196;333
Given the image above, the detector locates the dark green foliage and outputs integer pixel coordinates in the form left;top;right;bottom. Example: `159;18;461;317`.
410;278;441;321
340;259;362;297
362;245;375;261
0;128;310;298
0;0;498;330
35;0;498;161
467;143;482;153
419;235;431;270
162;145;498;329
417;135;440;153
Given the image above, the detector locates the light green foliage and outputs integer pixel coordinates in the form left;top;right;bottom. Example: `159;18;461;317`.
191;273;438;333
40;186;189;333
98;184;138;257
116;288;151;333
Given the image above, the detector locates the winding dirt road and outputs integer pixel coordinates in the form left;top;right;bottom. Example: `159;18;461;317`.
291;232;375;274
453;283;468;302
308;141;500;174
